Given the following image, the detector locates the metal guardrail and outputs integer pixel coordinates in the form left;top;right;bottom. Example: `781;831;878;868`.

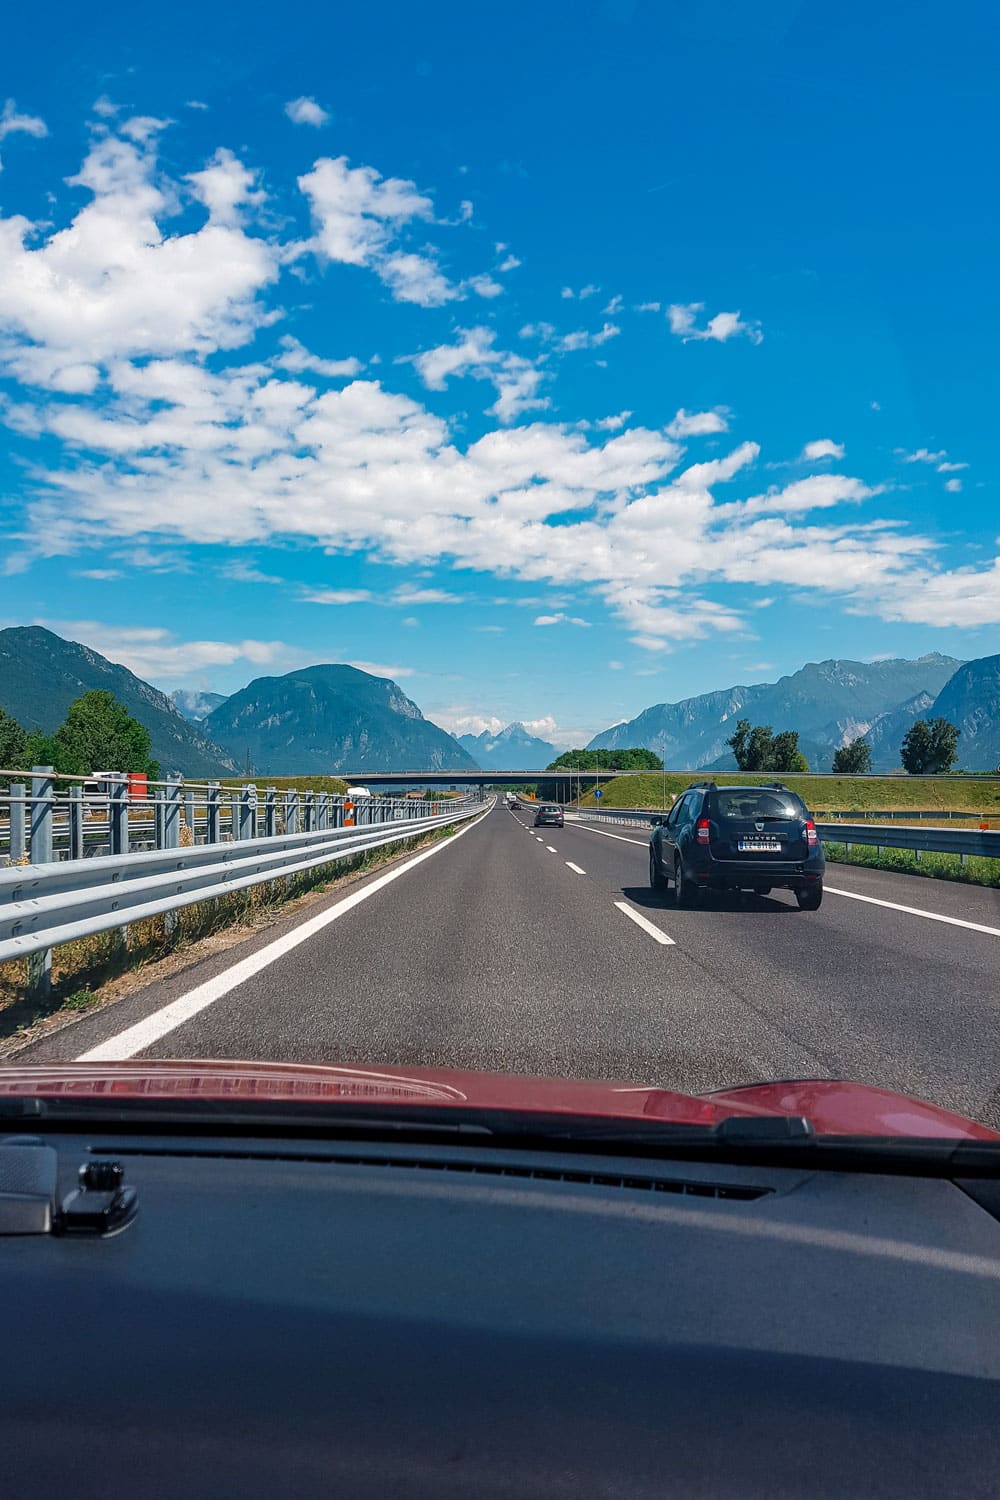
0;793;488;995
0;767;462;865
567;809;1000;861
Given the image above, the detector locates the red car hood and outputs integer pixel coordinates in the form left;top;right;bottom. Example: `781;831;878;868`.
0;1059;995;1140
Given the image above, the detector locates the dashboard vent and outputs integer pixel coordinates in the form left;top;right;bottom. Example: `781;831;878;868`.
96;1145;770;1201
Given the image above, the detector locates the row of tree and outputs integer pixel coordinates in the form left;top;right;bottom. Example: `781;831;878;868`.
0;691;160;781
726;720;809;773
544;749;663;772
833;719;961;775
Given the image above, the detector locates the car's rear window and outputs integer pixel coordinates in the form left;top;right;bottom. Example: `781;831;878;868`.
714;791;806;821
541;806;561;813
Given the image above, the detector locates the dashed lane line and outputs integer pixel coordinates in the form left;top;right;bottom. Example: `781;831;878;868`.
613;901;675;946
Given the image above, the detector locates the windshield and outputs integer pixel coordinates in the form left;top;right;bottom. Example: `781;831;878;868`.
0;0;998;1145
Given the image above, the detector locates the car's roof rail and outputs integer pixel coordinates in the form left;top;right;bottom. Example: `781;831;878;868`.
689;779;716;790
767;781;789;790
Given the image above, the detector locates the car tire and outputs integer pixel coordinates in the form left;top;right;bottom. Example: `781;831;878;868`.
674;856;698;907
796;883;823;911
649;847;667;891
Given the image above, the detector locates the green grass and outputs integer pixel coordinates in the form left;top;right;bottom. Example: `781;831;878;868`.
575;772;1000;816
823;842;1000;889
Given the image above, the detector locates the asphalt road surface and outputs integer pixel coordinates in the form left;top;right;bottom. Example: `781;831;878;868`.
16;801;1000;1127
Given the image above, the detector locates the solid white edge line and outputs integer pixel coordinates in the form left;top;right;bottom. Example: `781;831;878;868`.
614;900;675;946
826;885;1000;938
565;862;586;875
76;806;491;1063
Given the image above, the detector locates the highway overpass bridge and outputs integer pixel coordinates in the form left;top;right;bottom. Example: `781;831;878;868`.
341;769;635;789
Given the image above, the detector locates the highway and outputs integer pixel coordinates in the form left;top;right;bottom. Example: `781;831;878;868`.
15;801;1000;1128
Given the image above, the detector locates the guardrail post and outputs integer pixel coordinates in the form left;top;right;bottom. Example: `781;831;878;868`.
184;788;196;839
206;782;221;844
230;789;242;840
264;787;277;838
317;792;328;831
26;768;54;1000
9;783;26;863
332;795;343;829
154;784;165;849
286;789;299;835
30;767;54;864
109;774;129;856
68;784;84;861
240;784;257;841
302;790;314;833
164;776;182;850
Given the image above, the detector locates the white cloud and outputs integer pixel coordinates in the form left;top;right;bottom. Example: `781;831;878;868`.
898;447;947;465
74;568;122;580
667;302;763;345
607;660;623;669
300;587;373;604
475;624;505;633
533;613;590;627
603;294;623;315
39;621;290;681
0;99;48;168
594;411;633;431
498;254;521;272
465;272;503;299
389;586;463;605
285;97;330;127
220;560;284;584
578;284;599;299
801;438;845;461
185;100;210;111
0;127;278;390
635;301;661;312
407;326;550;424
380;250;457;307
936;460;968;472
557;322;619;352
666;408;729;438
560;287;574;299
432;711;505;737
274;335;362;379
349;659;415;679
944;477;963;493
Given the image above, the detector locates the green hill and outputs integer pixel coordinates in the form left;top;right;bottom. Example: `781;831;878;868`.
0;626;237;778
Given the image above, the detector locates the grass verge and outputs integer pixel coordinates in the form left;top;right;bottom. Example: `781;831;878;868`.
823;841;1000;889
576;772;1000;817
0;818;468;1052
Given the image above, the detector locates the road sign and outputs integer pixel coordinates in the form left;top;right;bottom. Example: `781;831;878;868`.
594;788;603;799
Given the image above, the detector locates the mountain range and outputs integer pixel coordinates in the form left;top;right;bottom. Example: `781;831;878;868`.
0;627;238;777
170;689;229;721
587;655;968;771
201;664;478;776
457;722;557;771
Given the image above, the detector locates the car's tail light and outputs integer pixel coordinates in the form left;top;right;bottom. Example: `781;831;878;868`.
696;818;711;845
805;819;818;847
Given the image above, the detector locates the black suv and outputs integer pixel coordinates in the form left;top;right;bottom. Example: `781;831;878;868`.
649;782;825;910
533;804;565;828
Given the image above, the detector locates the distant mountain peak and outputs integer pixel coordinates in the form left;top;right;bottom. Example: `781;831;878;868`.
456;720;556;771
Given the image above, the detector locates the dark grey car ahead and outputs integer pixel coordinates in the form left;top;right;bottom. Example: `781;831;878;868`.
649;782;825;910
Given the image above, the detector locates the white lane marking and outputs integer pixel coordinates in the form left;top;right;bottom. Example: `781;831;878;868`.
572;824;646;846
76;808;491;1062
566;861;586;875
826;886;1000;938
546;844;557;853
614;900;675;946
535;835;544;841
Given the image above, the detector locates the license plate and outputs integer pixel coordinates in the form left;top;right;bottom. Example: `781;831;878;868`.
738;839;781;853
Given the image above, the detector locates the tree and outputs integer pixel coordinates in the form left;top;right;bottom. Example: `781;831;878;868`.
727;720;809;773
832;737;872;775
0;707;27;769
900;718;960;775
23;729;61;768
50;691;161;779
727;720;752;769
545;748;663;772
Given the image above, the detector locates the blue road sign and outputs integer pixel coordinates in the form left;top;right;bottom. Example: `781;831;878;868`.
594;788;603;799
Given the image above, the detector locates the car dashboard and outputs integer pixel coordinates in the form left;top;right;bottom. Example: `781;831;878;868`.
4;1124;1000;1497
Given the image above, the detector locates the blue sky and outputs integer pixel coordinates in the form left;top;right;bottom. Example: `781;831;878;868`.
1;0;997;746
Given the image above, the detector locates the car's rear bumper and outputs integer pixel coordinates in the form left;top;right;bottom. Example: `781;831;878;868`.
696;857;825;891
